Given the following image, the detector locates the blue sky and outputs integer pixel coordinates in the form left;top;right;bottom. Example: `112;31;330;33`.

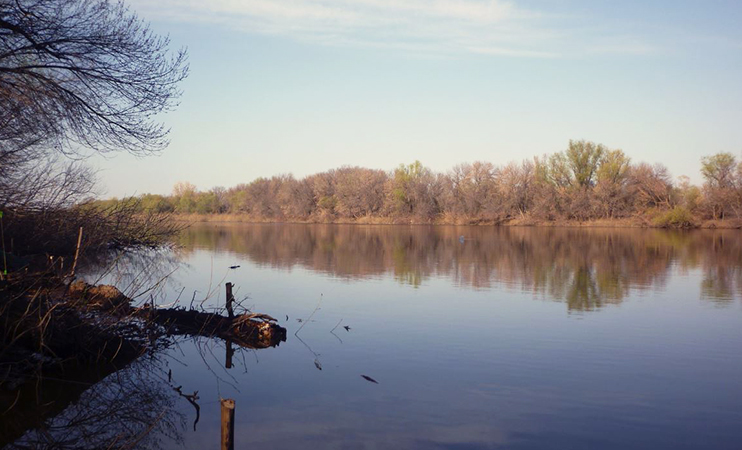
92;0;742;197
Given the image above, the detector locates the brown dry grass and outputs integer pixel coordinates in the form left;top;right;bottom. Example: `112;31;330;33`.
170;213;742;229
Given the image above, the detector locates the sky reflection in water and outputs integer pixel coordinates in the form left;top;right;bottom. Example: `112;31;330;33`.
95;224;742;450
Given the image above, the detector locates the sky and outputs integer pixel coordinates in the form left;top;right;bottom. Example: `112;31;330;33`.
91;0;742;198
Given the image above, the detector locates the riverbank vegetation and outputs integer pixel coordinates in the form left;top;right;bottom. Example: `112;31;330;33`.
98;143;742;228
0;0;189;258
0;1;194;445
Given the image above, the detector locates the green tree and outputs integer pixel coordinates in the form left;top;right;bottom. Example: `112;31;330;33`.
140;194;174;213
391;161;425;213
227;189;248;213
675;176;701;212
700;153;740;219
389;161;440;219
566;140;606;188
701;153;737;188
595;150;632;218
172;181;197;213
597;150;631;185
194;192;218;214
543;153;573;188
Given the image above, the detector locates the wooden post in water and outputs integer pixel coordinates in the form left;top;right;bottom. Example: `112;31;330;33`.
220;398;235;450
225;282;234;319
225;339;234;369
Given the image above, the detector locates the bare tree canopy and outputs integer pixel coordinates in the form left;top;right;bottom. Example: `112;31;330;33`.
0;0;189;157
140;147;742;227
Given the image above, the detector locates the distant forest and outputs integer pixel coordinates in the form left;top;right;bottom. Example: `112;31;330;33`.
96;141;742;227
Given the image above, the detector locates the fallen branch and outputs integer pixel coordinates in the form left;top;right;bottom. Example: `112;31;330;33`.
142;307;286;349
68;281;287;349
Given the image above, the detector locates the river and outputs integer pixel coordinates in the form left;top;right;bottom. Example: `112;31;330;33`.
14;224;742;450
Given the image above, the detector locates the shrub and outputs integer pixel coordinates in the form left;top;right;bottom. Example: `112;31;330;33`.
653;206;696;228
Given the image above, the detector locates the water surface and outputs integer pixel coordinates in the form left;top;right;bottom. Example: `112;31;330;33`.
51;225;742;448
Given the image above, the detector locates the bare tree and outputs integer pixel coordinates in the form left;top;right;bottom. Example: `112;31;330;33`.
0;0;188;157
497;160;535;218
627;163;674;212
308;171;338;217
278;175;315;218
531;155;570;220
0;156;95;210
334;166;387;219
0;0;188;255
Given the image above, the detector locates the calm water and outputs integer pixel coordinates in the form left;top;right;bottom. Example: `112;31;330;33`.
31;225;742;449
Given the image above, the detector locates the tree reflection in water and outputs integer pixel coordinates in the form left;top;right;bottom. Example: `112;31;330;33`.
178;224;742;311
2;355;185;450
1;332;273;449
78;247;186;306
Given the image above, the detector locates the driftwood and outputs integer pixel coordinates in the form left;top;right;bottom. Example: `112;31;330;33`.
68;281;287;349
143;307;286;349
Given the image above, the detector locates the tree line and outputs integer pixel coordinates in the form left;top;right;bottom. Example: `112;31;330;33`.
98;141;742;227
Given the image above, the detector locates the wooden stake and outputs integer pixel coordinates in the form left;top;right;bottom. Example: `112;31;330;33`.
225;282;234;319
220;398;235;450
225;339;234;369
70;226;83;277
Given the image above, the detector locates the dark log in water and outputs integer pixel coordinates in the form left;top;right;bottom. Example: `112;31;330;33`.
143;307;286;349
68;281;287;349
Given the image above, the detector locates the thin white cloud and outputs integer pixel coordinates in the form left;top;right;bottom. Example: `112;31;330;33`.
128;0;656;58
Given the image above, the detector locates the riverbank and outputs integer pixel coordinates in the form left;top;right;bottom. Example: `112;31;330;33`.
0;268;286;447
171;213;742;229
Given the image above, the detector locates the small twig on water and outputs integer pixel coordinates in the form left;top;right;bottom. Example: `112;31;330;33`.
295;333;322;371
173;384;200;431
159;286;186;309
330;318;343;343
295;294;322;337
